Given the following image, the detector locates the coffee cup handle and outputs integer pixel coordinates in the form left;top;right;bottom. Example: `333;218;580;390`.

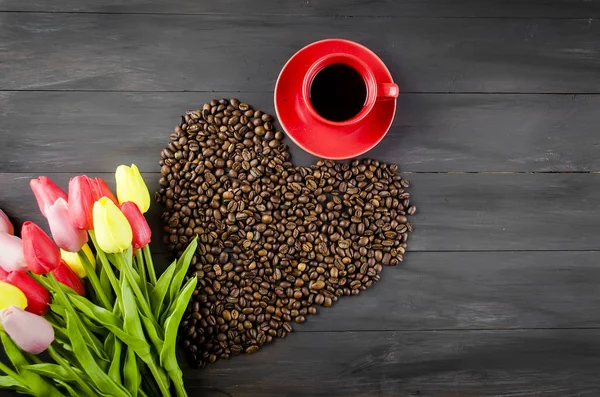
377;83;399;100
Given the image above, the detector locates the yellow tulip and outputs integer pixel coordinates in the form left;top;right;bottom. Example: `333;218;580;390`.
0;281;27;330
115;164;150;213
92;197;133;253
60;244;96;278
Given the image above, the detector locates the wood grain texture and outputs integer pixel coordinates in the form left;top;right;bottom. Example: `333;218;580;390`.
1;173;599;252
1;14;599;93
156;251;600;331
182;329;600;396
1;0;600;18
3;92;600;173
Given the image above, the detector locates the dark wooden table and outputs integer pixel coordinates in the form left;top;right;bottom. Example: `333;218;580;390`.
2;1;600;396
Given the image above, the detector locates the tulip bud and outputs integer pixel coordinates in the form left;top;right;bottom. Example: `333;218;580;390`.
93;177;119;205
60;244;96;278
92;197;133;253
116;164;150;213
0;233;28;273
0;307;54;354
0;210;14;235
68;176;96;230
0;282;28;322
4;272;50;315
120;202;151;250
46;198;88;253
21;222;61;274
30;176;68;217
52;261;85;296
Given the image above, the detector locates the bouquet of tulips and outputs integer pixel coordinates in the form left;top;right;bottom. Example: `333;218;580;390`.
0;165;197;397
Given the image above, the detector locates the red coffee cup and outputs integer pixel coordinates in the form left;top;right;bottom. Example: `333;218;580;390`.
275;39;399;160
302;53;399;127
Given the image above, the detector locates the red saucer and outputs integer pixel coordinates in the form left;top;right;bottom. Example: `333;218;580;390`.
274;39;398;160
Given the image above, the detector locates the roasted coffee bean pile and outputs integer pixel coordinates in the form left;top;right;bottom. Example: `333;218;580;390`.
156;99;415;368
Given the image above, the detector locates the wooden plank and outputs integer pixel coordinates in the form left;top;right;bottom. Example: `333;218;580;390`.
3;92;600;173
1;0;600;18
183;329;600;396
152;251;600;331
1;173;599;252
1;14;599;93
298;251;600;331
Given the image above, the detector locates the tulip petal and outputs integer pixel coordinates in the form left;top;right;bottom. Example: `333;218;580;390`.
116;164;150;213
60;244;95;278
47;198;88;253
5;272;50;316
120;202;151;250
68;176;96;230
0;210;14;235
0;307;54;354
93;198;132;253
21;222;61;275
0;233;28;273
30;177;68;217
0;282;28;323
53;261;85;296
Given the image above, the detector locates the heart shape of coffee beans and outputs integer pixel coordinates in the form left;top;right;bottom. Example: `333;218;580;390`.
156;99;415;368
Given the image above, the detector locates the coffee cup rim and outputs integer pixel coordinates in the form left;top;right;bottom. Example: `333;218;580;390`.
302;53;377;126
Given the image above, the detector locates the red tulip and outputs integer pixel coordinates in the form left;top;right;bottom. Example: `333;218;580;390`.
30;177;68;217
120;201;151;249
52;261;85;296
0;233;28;273
93;177;118;205
3;272;50;315
68;176;96;230
0;210;14;235
21;222;60;275
46;198;88;252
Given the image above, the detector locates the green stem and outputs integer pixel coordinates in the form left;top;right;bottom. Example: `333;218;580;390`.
143;245;157;285
48;346;101;397
135;249;149;299
145;360;171;397
116;253;154;322
172;378;188;397
0;361;23;382
89;231;123;302
78;250;112;310
47;273;107;361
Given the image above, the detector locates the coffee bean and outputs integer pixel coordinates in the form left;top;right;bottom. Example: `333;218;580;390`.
160;99;415;368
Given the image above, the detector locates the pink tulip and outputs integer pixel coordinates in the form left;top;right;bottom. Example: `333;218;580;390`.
0;233;28;273
30;176;68;217
0;210;14;235
46;198;88;253
68;176;96;230
120;201;151;249
0;306;54;354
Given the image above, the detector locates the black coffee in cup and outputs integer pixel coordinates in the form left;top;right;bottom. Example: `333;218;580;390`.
309;63;367;122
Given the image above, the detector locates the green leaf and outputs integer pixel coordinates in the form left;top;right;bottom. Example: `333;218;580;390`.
24;363;78;382
160;277;197;369
123;347;140;397
0;331;64;397
167;238;198;311
65;312;131;397
0;375;28;392
69;294;152;357
139;312;164;354
48;345;100;397
108;337;123;385
149;260;176;318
